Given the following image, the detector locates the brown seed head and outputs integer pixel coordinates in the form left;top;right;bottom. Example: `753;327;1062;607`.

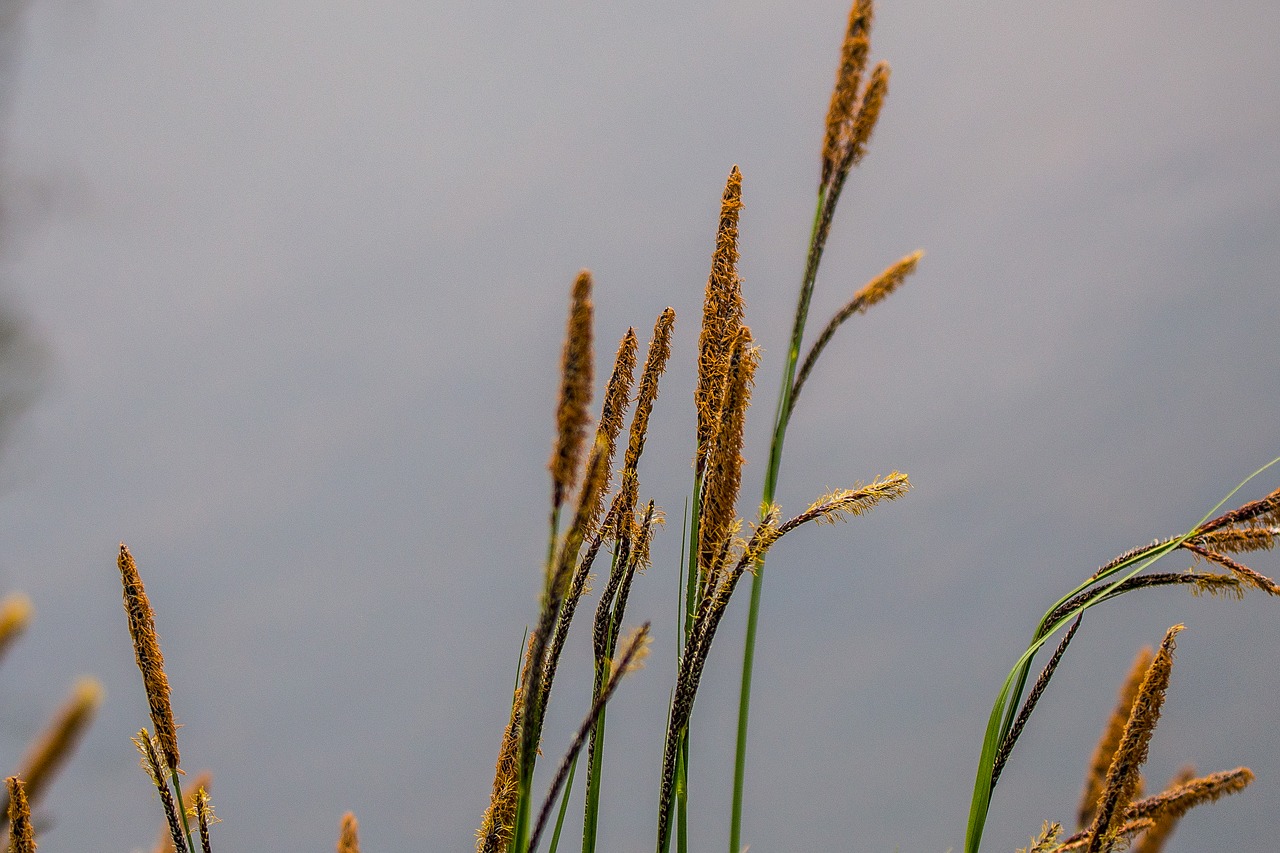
698;328;757;581
778;473;911;537
550;271;595;511
1183;542;1280;595
13;676;103;805
694;167;745;476
477;634;538;853
1191;526;1277;554
5;777;34;853
846;62;890;171
792;250;922;407
118;544;181;772
822;0;874;186
1079;646;1154;829
338;811;361;853
1086;626;1183;853
614;307;676;533
598;328;638;466
0;592;32;663
1129;766;1253;827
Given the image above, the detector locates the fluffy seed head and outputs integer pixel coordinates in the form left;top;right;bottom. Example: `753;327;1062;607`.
822;0;874;186
550;271;595;511
118;544;181;771
695;168;745;476
338;811;361;853
5;777;34;853
1085;626;1183;853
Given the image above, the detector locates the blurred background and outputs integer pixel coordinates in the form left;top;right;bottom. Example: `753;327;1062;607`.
0;0;1276;850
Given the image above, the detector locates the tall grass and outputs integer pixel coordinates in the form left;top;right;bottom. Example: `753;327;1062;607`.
28;2;1269;852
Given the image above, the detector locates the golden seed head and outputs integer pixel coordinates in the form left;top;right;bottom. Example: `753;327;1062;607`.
822;0;874;186
118;544;181;772
477;634;537;853
550;271;595;511
1192;526;1277;554
695;168;745;476
1086;626;1182;853
698;328;757;581
844;61;890;171
0;592;32;651
338;811;361;853
599;328;638;461
623;307;675;479
14;676;103;804
6;776;34;853
780;474;911;536
856;250;922;311
1079;646;1155;829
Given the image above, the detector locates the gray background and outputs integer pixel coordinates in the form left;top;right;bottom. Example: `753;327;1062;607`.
0;1;1277;851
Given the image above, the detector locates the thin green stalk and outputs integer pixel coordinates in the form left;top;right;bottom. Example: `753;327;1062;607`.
170;769;196;853
581;672;608;853
963;455;1280;853
548;754;577;853
729;188;827;853
677;736;689;853
678;476;702;850
513;522;565;853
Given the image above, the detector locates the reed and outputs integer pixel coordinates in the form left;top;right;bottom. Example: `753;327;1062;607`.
78;3;1275;852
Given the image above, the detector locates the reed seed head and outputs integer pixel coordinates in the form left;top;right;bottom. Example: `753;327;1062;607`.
550;271;595;512
1079;646;1154;829
698;328;757;581
1130;766;1254;826
5;777;34;853
779;473;911;537
822;0;874;187
13;676;103;806
338;811;361;853
1184;542;1280;595
695;167;745;476
153;771;212;853
1191;526;1277;554
1085;626;1183;853
118;543;181;772
0;592;32;662
598;328;638;466
845;62;890;171
478;633;539;853
1017;821;1061;853
615;307;675;534
1131;766;1196;853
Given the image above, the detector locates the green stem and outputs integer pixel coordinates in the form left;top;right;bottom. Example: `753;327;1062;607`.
547;756;578;853
678;475;702;849
729;189;827;853
581;694;607;853
169;769;196;853
964;455;1280;853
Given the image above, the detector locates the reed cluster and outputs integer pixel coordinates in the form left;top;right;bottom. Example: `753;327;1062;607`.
79;3;1277;852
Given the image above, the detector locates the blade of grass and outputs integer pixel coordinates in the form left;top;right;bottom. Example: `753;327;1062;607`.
964;455;1280;853
729;187;826;853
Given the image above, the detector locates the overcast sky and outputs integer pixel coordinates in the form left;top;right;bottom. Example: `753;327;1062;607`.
0;2;1277;852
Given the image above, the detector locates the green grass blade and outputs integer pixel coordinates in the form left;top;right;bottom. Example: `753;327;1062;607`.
547;756;578;853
